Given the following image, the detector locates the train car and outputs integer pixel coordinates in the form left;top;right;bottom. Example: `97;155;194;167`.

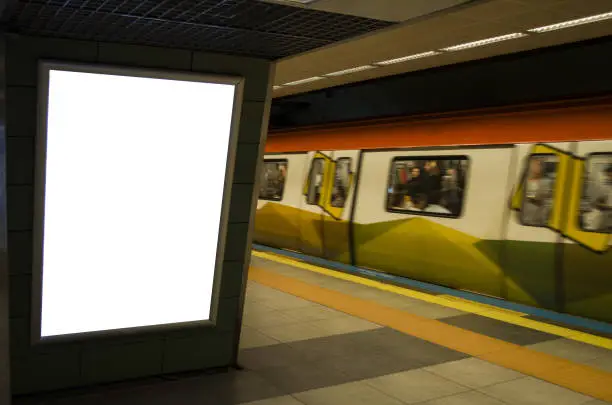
254;97;612;324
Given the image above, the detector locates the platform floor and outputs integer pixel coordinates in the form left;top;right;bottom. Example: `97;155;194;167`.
14;251;612;405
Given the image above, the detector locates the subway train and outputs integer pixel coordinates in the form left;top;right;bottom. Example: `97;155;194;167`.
253;97;612;324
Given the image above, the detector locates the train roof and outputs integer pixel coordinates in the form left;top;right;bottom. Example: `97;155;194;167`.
265;96;612;153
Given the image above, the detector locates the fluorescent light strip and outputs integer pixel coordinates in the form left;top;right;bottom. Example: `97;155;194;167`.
283;76;324;86
528;11;612;33
441;32;528;52
375;51;441;66
278;0;318;3
324;65;376;77
272;85;283;90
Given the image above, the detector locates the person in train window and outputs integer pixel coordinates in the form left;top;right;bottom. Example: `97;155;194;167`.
442;167;462;215
331;169;347;208
523;158;554;226
583;164;612;232
406;167;424;199
276;164;287;198
423;160;443;204
411;193;452;214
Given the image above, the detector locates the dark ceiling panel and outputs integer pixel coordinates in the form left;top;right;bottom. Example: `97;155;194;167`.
269;36;612;130
0;0;396;59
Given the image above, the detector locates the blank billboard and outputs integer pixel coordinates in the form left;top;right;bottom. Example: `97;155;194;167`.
34;63;241;339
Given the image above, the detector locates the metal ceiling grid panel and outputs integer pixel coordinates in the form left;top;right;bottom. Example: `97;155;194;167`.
1;0;396;59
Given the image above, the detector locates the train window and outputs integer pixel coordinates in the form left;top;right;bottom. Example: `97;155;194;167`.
520;154;558;227
330;158;352;208
386;156;469;218
578;153;612;234
259;160;288;201
306;158;325;205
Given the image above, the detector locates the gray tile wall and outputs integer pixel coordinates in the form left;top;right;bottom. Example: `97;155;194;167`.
4;33;274;395
0;35;12;405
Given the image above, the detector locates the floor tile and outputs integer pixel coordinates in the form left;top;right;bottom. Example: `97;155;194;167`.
205;370;288;405
40;370;281;405
239;343;308;371
241;395;306;405
309;315;381;336
243;301;277;317
420;390;508;405
333;347;424;380
479;376;593;405
397;301;466;319
286;328;391;363
259;295;316;311
243;310;301;329
261;322;336;343
239;326;281;349
258;359;353;394
366;369;470;404
443;314;558;345
384;334;470;367
584;354;612;373
282;304;346;323
294;381;404;405
527;339;612;363
425;357;524;388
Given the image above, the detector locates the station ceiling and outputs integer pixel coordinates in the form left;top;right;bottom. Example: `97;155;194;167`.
272;0;612;97
2;0;610;100
0;0;396;59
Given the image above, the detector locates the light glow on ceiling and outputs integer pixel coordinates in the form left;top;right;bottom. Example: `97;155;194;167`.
527;11;612;33
273;85;283;90
375;51;441;66
441;33;528;52
283;76;325;86
324;65;376;77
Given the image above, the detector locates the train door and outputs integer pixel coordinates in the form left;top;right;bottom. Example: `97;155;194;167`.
299;151;332;257
254;153;308;252
353;147;513;298
322;150;360;264
559;140;612;323
504;142;572;310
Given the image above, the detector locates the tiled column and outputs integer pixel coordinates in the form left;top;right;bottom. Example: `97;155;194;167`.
4;34;274;396
0;33;12;405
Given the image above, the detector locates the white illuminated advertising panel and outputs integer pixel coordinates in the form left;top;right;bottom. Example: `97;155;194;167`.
34;63;241;339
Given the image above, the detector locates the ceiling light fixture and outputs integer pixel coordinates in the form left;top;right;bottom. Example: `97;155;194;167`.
263;0;319;5
441;32;528;52
375;51;441;66
283;76;325;86
324;65;376;77
527;11;612;33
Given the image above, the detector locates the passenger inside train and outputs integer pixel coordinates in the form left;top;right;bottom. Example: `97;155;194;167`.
330;159;351;208
259;161;287;200
522;156;555;227
581;157;612;232
387;158;467;217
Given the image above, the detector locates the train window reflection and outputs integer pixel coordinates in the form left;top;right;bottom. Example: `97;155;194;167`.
307;158;325;205
331;158;351;208
259;160;288;201
579;153;612;234
386;156;469;218
520;154;558;227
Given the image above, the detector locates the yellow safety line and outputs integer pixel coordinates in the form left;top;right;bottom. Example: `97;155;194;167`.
249;265;612;402
251;250;612;350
